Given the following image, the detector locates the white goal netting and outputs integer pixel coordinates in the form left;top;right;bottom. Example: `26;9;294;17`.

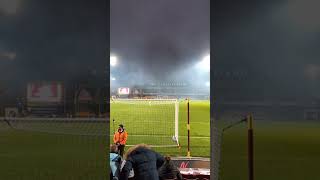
110;99;179;147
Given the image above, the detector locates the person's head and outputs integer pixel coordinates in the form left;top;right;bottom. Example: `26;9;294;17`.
164;155;176;168
164;155;171;162
110;144;118;153
124;144;151;159
118;124;124;133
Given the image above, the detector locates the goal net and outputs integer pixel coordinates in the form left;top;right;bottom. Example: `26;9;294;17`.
110;99;179;147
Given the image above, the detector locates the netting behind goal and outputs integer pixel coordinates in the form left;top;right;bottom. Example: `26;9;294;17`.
110;99;179;147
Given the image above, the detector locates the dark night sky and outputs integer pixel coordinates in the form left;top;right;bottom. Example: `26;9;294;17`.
2;0;320;99
0;0;107;89
213;0;320;99
111;0;210;83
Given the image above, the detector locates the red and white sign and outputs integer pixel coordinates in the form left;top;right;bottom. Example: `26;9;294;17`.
118;87;130;95
27;82;63;103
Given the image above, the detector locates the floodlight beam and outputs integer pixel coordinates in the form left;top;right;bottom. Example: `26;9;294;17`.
110;56;117;67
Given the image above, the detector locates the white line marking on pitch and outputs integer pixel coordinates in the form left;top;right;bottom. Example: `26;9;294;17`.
108;134;210;138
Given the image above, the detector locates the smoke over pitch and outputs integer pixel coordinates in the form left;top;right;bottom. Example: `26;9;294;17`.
111;0;210;86
214;0;320;99
0;0;107;85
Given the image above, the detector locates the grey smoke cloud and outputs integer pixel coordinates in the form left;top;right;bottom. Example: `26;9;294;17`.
111;0;210;85
0;0;107;87
213;0;320;99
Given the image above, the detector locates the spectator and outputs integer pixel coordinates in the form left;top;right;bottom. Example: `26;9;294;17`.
120;144;165;180
113;124;128;157
110;144;122;180
120;159;135;179
158;156;183;180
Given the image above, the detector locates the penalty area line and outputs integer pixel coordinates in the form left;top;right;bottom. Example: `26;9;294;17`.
108;134;210;139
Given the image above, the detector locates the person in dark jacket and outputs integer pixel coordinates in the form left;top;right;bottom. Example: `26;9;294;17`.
158;156;183;180
119;144;165;180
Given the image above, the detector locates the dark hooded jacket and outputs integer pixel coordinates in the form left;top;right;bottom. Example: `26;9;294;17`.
158;157;183;180
120;145;165;180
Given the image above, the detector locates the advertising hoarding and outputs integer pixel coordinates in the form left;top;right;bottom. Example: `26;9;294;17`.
27;82;64;103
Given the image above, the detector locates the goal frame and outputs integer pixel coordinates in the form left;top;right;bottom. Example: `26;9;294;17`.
110;98;180;147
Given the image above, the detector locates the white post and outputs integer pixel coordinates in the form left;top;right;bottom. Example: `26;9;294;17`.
175;100;179;145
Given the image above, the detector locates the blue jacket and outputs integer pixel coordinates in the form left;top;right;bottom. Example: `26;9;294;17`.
110;152;121;177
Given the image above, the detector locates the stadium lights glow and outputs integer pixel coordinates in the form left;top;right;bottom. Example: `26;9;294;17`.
196;54;210;72
110;55;117;67
111;76;116;81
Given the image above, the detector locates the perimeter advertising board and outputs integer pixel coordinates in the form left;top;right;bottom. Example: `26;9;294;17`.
27;82;64;104
118;87;130;95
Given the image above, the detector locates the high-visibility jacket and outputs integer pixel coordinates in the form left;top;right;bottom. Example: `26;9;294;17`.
113;131;128;145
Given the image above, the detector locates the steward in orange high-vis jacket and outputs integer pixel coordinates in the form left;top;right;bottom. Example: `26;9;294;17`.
113;124;128;157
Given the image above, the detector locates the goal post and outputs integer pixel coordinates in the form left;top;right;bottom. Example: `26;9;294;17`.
110;99;179;147
175;99;179;146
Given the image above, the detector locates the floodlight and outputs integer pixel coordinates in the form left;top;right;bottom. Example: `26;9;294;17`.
110;56;117;67
197;54;210;72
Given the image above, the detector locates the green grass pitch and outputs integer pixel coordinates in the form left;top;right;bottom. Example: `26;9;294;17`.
0;123;107;180
1;102;317;179
110;100;210;157
0;100;210;179
218;121;320;180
